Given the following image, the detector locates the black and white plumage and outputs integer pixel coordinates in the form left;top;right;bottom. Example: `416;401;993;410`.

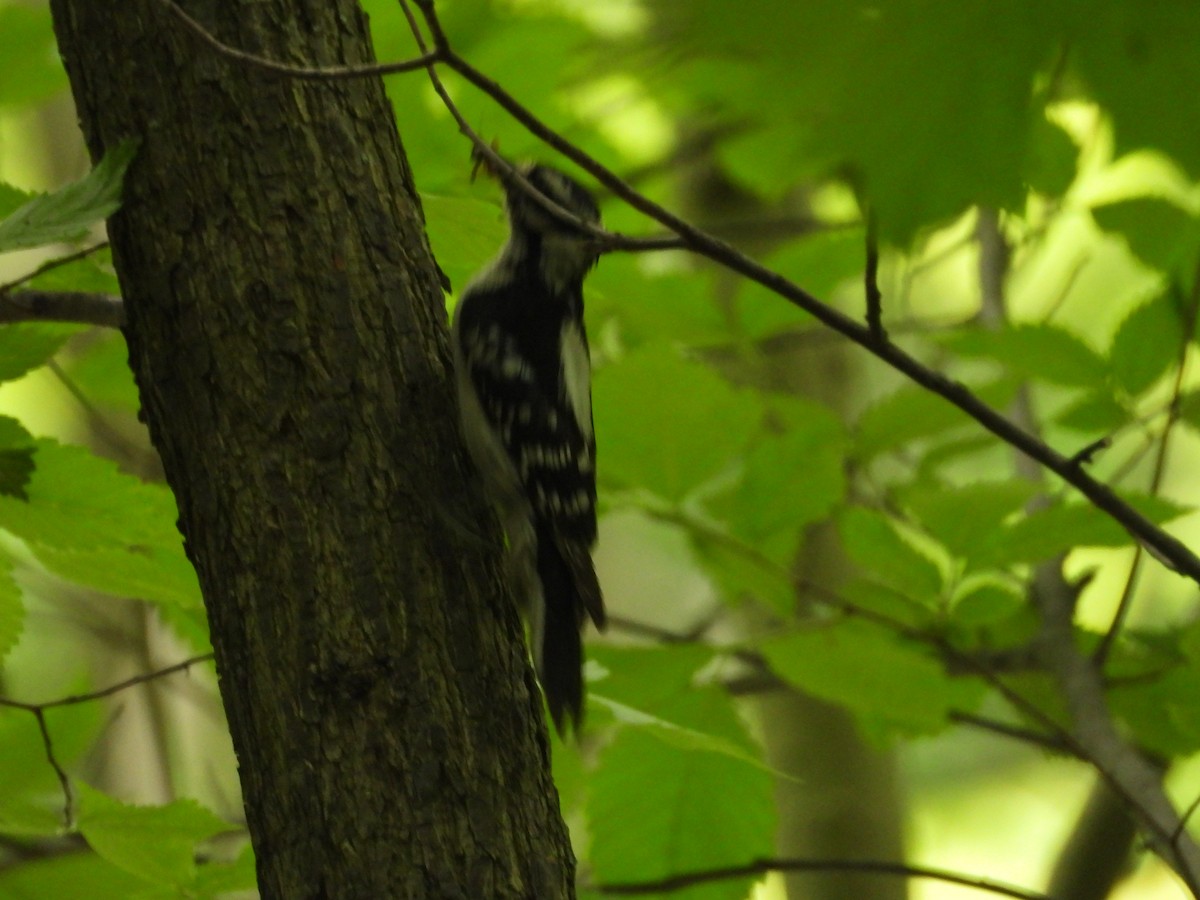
452;161;606;733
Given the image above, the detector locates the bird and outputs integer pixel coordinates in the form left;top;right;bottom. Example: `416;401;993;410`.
451;157;606;733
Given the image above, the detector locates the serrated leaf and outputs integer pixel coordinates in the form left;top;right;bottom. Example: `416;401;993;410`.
854;378;1017;459
1092;197;1200;276
588;690;775;900
761;620;984;736
77;784;228;889
1108;289;1183;396
940;323;1108;388
595;348;761;501
27;246;120;296
838;506;943;603
0;323;81;384
0;441;200;609
0;140;139;253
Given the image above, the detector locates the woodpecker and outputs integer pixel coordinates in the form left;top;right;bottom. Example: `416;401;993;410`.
451;159;605;733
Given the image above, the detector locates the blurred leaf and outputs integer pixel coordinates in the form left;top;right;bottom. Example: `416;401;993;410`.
0;416;36;500
0;323;80;384
422;193;507;297
1074;3;1200;179
26;246;120;296
591;256;730;348
1054;389;1129;433
761;620;984;737
0;852;152;900
951;579;1025;627
588;689;774;900
77;784;228;889
0;702;100;834
594;348;761;501
62;332;140;413
711;397;846;544
1107;289;1184;395
0;6;67;108
1026;113;1079;198
191;844;258;895
899;479;1038;565
975;494;1186;568
0;553;23;663
0;140;138;254
1091;197;1200;276
838;506;943;603
691;525;795;615
854;378;1017;459
940;323;1108;388
1110;666;1200;757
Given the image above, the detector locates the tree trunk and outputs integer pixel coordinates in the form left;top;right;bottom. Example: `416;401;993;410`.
48;1;575;897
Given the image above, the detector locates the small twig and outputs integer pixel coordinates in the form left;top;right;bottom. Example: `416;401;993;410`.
1095;274;1200;668
149;0;439;80
1067;435;1112;468
590;856;1050;899
0;291;125;328
864;209;885;341
0;653;215;825
949;711;1071;754
0;241;110;294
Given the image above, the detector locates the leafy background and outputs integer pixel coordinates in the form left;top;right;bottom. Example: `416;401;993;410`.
2;0;1200;897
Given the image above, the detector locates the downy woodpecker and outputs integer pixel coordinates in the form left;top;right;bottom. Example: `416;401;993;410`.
451;161;605;733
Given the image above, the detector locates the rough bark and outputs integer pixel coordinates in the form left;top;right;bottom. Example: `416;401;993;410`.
49;1;575;897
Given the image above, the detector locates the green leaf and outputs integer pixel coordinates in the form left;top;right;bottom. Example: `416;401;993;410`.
691;525;796;615
898;479;1038;566
191;844;258;895
0;323;81;384
1054;390;1129;433
854;378;1017;459
0;441;201;610
423;193;508;297
0;852;152;900
1074;3;1200;180
711;398;846;544
0;415;37;500
588;690;775;900
0;139;139;254
940;323;1108;388
975;494;1186;568
951;579;1024;628
77;784;228;889
0;6;68;108
61;331;140;413
761;620;985;737
1026;113;1079;198
1108;289;1183;395
1110;666;1200;757
26;246;121;296
838;506;943;603
594;348;761;501
0;552;23;663
1091;197;1200;276
591;256;731;349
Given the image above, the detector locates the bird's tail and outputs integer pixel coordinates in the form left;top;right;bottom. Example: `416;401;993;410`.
535;524;604;734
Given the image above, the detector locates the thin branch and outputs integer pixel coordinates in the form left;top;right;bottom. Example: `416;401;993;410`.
949;711;1071;754
0;654;214;826
0;291;124;328
865;209;885;341
1095;274;1200;668
590;856;1050;900
149;0;439;80
409;0;1200;588
0;241;110;294
0;653;215;712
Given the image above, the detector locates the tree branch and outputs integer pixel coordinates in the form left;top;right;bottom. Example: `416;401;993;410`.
589;856;1050;900
0;291;124;328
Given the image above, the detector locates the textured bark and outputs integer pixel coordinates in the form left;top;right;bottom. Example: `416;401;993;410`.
49;2;575;897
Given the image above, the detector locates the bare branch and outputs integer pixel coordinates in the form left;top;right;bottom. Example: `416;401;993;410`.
0;291;124;328
589;856;1050;900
